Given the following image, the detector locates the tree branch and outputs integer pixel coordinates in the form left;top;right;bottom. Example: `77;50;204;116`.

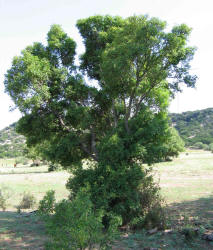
112;101;118;127
134;82;159;116
55;112;99;161
90;127;98;160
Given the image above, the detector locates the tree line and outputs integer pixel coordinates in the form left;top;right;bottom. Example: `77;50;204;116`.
170;108;213;150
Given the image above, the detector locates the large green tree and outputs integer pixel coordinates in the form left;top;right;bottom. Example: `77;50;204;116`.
4;15;196;226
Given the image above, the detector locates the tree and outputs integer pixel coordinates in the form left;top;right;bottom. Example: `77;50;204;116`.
4;16;196;226
161;127;185;161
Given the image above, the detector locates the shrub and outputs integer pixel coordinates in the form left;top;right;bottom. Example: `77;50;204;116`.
48;164;60;172
42;189;121;250
181;225;199;240
209;143;213;152
192;142;204;149
67;163;166;229
38;190;56;217
17;192;36;212
0;185;12;211
202;144;209;151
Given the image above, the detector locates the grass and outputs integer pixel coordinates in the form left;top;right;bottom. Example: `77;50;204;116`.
0;158;16;167
0;166;69;211
0;164;69;249
155;150;213;204
1;150;213;249
0;211;47;249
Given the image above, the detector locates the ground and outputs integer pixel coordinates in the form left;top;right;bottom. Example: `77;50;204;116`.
0;150;213;249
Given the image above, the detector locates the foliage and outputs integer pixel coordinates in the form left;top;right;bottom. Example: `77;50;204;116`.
17;192;36;212
181;225;199;240
160;127;185;161
23;145;42;161
209;143;213;152
41;189;121;250
192;141;205;149
0;123;26;158
170;108;213;148
4;16;196;226
0;185;12;211
48;164;61;172
38;190;56;217
67;163;166;229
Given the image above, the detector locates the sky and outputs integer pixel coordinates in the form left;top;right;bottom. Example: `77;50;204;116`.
0;0;213;129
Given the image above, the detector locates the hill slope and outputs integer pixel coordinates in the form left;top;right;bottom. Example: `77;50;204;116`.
170;108;213;148
0;123;26;158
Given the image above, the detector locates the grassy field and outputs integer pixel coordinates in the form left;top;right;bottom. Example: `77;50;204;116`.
1;150;213;249
0;162;70;249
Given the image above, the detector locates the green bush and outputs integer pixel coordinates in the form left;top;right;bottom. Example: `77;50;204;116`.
42;189;121;250
67;163;166;229
192;142;204;149
209;143;213;152
38;190;56;217
181;225;199;240
202;144;209;151
0;185;12;211
17;192;36;212
48;164;60;172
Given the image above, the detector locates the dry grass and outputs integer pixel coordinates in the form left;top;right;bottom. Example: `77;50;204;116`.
1;150;213;249
0;164;70;249
155;150;213;205
0;166;69;211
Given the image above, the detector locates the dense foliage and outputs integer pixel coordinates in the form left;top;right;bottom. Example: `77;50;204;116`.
170;108;213;149
38;189;121;249
0;123;25;158
4;15;196;227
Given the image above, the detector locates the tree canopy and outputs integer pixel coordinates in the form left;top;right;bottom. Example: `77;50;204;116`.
4;15;196;226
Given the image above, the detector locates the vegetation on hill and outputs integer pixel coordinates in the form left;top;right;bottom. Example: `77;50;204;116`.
170;108;213;150
0;123;25;158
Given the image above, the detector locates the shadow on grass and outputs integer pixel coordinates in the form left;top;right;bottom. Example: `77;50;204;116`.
0;211;47;249
168;195;213;223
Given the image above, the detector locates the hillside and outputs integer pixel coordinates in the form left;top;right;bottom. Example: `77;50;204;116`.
0;123;26;158
170;108;213;148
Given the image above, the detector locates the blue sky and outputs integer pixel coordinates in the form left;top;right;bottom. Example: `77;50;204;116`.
1;0;213;129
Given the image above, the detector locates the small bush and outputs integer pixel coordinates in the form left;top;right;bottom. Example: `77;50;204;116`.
43;188;121;250
209;143;213;152
67;164;166;230
38;190;56;217
181;225;199;240
48;164;59;172
17;192;36;212
0;185;12;211
192;142;204;149
129;181;167;230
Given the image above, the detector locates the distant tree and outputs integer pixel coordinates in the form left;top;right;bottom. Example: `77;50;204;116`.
192;142;204;149
209;143;213;151
4;16;196;226
161;127;185;161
